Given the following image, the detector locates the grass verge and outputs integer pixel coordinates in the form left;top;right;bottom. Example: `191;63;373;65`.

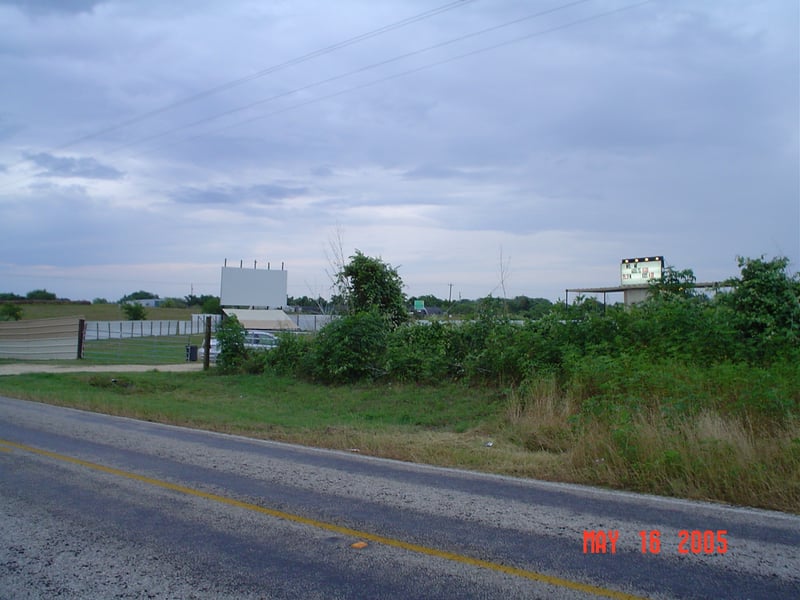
0;365;797;513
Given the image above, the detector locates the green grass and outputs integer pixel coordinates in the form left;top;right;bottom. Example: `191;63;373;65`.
13;302;201;321
81;336;207;365
0;364;797;514
0;370;500;435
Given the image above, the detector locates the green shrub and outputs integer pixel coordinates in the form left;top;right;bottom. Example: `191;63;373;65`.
0;303;23;321
309;311;390;383
216;315;247;374
121;302;147;321
385;321;455;383
265;332;314;376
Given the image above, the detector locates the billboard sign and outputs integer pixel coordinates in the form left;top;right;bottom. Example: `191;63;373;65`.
220;267;287;308
620;256;663;286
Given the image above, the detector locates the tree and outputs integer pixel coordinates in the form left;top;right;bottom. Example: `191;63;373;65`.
160;297;187;308
26;289;57;300
718;256;800;360
119;290;158;303
337;250;408;327
526;297;554;319
121;302;147;320
201;296;222;315
649;266;697;300
411;294;446;309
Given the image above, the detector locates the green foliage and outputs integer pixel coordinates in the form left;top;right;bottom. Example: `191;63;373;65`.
717;256;800;361
625;292;730;364
0;292;24;302
119;290;158;303
186;294;221;311
385;321;456;383
338;250;408;327
121;302;147;321
512;296;554;319
201;296;222;315
566;353;800;426
159;297;187;309
0;303;23;321
447;299;479;317
410;294;447;309
449;302;527;385
287;295;330;313
215;315;247;374
649;265;698;300
309;311;391;383
92;298;109;304
26;288;57;300
265;332;314;376
226;254;798;394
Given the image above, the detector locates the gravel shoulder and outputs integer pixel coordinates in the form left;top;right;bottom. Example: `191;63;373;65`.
0;363;205;376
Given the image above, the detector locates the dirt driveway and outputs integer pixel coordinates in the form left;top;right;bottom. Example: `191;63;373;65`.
0;363;205;376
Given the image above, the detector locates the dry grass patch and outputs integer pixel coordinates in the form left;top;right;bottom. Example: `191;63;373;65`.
239;426;566;479
499;376;800;513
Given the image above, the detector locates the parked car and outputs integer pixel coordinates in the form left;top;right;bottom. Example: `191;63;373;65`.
198;330;279;362
244;330;279;350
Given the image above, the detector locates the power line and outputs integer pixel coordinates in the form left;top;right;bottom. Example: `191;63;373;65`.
108;0;598;157
130;0;654;158
4;1;474;170
2;0;655;185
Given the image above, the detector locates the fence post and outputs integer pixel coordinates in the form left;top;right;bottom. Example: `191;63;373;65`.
203;316;212;370
77;319;85;359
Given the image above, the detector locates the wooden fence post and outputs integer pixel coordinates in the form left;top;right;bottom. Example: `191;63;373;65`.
203;316;212;370
77;319;85;359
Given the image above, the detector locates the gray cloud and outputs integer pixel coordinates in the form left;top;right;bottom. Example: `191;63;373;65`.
310;166;334;178
0;0;104;16
0;1;796;302
171;183;307;206
25;152;123;180
402;165;470;180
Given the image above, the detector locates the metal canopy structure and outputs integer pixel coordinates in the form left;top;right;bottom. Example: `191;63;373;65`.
222;309;298;331
564;282;726;308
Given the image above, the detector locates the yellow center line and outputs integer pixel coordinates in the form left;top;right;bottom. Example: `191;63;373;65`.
2;438;647;600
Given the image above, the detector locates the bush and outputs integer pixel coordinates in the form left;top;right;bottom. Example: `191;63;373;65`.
121;302;147;321
201;297;222;314
265;332;314;376
215;315;247;374
309;311;390;383
213;255;799;386
385;321;456;383
0;303;23;321
717;256;800;362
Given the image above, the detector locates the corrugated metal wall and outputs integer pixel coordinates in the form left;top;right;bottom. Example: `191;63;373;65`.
0;317;81;360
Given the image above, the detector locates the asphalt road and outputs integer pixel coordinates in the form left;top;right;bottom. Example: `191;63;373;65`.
1;395;798;599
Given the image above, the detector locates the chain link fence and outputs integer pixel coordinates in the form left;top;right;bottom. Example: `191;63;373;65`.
81;316;218;365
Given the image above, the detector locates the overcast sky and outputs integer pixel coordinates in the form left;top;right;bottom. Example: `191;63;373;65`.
1;0;797;303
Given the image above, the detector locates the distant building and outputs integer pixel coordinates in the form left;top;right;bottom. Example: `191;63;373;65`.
124;298;162;308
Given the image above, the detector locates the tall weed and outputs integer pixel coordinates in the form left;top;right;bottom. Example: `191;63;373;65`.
505;362;800;511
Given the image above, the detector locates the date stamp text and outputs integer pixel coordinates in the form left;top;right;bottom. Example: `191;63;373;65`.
582;529;728;555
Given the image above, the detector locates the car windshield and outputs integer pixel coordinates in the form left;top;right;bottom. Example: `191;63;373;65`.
245;332;277;346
